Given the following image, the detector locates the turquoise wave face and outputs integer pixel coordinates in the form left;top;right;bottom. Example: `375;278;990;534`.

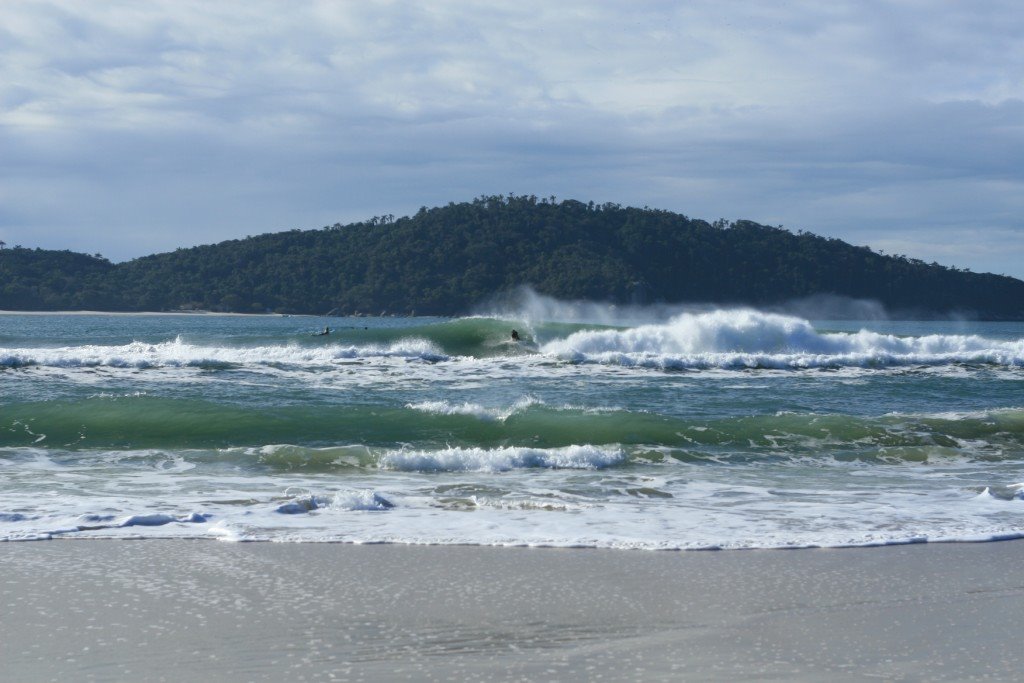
4;394;1024;462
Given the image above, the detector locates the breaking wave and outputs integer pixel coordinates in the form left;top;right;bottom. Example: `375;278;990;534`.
540;310;1024;369
378;444;627;472
2;311;1022;371
0;336;448;369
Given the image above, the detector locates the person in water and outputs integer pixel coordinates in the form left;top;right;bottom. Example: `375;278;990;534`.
511;329;520;341
315;327;330;336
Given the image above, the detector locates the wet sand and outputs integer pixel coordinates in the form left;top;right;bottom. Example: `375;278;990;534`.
2;540;1022;681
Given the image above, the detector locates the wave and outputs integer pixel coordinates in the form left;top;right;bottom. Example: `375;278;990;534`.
3;311;1022;371
406;396;546;421
24;511;214;538
275;490;394;514
4;395;1024;463
540;310;1024;369
378;444;626;472
0;336;449;369
0;316;557;367
276;316;557;358
0;396;676;451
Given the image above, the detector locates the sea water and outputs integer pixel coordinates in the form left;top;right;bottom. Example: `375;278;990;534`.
1;307;1022;549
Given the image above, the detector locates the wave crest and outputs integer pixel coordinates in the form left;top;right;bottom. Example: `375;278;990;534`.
540;310;1024;368
0;337;448;368
379;445;626;472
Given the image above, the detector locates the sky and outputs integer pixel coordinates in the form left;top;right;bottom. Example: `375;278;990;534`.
2;1;1023;279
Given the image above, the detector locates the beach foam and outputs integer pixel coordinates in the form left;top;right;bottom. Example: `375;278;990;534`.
378;444;626;472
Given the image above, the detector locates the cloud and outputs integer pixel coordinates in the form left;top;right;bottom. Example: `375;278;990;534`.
1;0;1022;279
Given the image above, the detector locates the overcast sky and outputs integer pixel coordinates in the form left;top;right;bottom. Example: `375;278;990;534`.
2;1;1022;279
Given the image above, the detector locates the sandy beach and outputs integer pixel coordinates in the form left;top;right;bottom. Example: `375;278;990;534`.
2;540;1022;682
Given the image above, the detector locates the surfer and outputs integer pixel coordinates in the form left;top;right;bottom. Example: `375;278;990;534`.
511;329;520;341
314;327;331;336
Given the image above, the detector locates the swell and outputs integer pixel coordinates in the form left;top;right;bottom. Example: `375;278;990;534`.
3;312;1023;370
3;395;1024;462
0;396;686;450
0;317;549;367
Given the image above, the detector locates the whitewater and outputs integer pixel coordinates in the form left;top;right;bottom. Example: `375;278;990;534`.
2;308;1023;549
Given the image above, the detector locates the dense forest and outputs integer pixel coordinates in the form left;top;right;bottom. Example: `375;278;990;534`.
2;195;1023;318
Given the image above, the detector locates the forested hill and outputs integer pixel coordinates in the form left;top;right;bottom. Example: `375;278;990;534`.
3;195;1024;318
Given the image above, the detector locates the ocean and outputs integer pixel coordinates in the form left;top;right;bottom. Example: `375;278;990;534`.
2;305;1023;549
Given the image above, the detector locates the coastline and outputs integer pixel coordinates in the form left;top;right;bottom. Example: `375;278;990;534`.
4;539;1022;682
0;309;291;317
0;310;437;318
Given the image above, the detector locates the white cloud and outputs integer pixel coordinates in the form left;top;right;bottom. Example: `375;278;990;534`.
1;0;1022;279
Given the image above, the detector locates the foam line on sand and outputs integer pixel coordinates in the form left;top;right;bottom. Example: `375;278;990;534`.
3;540;1022;681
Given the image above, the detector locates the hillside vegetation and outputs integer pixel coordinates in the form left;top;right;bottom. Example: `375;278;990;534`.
2;195;1023;318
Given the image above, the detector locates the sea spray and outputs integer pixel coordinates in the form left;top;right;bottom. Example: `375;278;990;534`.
540;310;1024;368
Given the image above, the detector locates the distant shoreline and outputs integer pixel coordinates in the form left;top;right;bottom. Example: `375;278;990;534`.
0;309;293;317
0;309;439;318
1;308;1022;322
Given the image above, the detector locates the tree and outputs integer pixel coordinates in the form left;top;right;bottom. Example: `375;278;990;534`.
2;197;1023;318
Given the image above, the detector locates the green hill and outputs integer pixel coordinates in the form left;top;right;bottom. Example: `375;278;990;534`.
0;247;115;310
3;195;1023;318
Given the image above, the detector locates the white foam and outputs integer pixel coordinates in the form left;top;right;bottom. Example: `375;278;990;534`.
540;310;1024;369
406;396;544;421
5;460;1024;547
117;512;210;527
378;444;626;472
276;490;393;514
0;337;449;369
